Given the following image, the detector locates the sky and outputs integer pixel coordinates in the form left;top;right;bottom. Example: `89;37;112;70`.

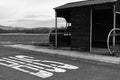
0;0;83;28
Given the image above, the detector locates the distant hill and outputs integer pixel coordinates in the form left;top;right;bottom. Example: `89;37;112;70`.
0;25;25;30
0;25;51;33
23;27;51;33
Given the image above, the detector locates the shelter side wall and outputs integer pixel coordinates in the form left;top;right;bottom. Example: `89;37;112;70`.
71;7;90;51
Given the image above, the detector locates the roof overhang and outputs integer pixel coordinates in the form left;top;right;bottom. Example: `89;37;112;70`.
54;0;117;10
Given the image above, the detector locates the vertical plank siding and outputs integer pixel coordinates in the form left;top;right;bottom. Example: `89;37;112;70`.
71;7;90;51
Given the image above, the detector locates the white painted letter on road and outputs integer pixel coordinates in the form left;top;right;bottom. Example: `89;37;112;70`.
0;55;79;78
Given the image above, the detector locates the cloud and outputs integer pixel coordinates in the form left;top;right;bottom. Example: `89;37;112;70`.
24;15;41;19
0;0;83;28
23;14;53;21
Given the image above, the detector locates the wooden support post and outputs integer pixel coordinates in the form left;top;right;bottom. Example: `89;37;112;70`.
55;11;58;48
90;8;93;53
113;4;116;46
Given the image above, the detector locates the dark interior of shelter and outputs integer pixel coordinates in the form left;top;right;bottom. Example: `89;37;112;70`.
116;13;120;44
92;6;113;48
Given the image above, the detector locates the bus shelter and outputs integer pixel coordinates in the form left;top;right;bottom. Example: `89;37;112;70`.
54;0;120;52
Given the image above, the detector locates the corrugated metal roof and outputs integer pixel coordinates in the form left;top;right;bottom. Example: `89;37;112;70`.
55;0;117;10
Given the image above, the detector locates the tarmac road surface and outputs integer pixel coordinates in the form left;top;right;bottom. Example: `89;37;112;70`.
0;46;120;80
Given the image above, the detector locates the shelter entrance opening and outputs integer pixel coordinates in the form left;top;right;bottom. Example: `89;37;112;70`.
92;5;113;48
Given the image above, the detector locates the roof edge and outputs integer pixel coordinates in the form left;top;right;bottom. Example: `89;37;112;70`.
54;0;117;10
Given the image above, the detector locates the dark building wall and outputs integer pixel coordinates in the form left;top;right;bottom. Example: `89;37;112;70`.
116;0;120;12
71;7;90;51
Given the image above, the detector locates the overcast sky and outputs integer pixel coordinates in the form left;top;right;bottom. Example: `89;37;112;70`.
0;0;83;28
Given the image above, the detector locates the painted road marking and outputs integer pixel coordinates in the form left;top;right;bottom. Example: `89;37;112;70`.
0;55;79;78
